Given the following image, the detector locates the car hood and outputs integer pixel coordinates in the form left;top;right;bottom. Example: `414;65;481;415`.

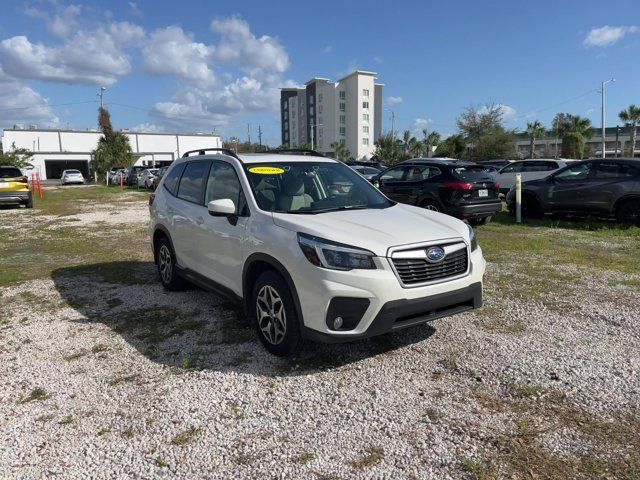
272;203;469;257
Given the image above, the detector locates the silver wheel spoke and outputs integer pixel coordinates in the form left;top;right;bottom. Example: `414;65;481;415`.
256;285;287;345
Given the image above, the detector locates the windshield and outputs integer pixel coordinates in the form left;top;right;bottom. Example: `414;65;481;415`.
0;167;23;178
65;170;81;174
244;161;394;214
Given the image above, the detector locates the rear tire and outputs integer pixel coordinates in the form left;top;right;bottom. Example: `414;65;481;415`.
252;271;302;357
617;199;640;227
419;200;441;212
156;236;186;291
469;216;490;226
24;194;33;209
522;194;544;219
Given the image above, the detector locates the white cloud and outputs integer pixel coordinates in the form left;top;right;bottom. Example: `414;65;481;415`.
128;2;143;17
24;2;82;38
0;22;144;86
210;16;289;76
142;26;215;86
323;45;333;54
132;122;164;132
584;25;638;47
386;96;403;106
480;103;517;121
412;118;434;132
0;68;59;127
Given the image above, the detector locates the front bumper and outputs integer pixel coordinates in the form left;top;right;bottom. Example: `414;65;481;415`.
302;281;482;343
294;245;486;342
446;201;502;220
0;190;30;204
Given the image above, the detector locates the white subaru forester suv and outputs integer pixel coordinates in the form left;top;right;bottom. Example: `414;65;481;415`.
149;149;485;356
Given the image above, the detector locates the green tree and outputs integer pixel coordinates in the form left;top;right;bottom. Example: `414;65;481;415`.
566;115;593;138
561;132;584;159
0;142;34;168
422;129;441;158
457;104;515;160
92;108;134;179
330;141;351;161
434;134;467;159
525;120;546;158
374;132;401;164
618;104;640;157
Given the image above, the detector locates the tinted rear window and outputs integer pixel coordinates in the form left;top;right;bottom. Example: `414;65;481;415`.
0;167;23;178
177;161;208;204
163;163;186;196
65;170;81;174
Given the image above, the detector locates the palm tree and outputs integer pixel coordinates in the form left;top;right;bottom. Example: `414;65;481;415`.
330;141;350;161
566;115;592;138
525;120;546;158
619;105;640;157
422;129;441;158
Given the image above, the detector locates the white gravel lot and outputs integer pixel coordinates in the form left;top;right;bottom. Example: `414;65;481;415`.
1;201;639;479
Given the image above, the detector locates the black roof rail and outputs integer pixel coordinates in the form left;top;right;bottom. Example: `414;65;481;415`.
182;148;241;161
267;148;326;157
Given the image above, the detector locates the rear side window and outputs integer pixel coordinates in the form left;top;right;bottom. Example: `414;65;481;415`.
523;161;557;172
163;163;186;196
0;167;23;178
500;163;523;173
452;166;492;180
593;162;639;179
177;161;209;204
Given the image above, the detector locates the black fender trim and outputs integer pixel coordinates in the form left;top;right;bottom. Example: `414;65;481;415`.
152;225;175;265
175;265;243;304
242;253;304;327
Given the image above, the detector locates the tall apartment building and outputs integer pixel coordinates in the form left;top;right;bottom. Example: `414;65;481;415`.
280;71;383;159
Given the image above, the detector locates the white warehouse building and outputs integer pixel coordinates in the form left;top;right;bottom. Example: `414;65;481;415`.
0;126;221;180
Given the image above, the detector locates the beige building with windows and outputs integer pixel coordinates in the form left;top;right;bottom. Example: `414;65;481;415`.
280;71;383;159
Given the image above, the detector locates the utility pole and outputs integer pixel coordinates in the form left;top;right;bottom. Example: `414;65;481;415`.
555;116;559;158
247;124;251;145
601;78;615;158
258;125;263;150
310;122;322;150
615;125;620;157
97;86;106;109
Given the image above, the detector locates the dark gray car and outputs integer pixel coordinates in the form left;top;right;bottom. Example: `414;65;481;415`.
506;158;640;225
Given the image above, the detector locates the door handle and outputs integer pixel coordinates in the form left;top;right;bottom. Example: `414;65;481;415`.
195;216;204;225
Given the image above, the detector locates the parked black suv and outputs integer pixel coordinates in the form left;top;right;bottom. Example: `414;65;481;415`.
123;166;146;186
506;158;640;225
373;159;502;225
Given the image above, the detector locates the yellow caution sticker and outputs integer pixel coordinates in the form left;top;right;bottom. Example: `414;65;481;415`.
248;166;285;175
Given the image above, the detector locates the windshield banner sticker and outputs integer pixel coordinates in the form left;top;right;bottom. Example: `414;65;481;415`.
248;166;285;175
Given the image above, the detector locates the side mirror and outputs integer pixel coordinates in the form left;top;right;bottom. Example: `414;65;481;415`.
207;199;236;217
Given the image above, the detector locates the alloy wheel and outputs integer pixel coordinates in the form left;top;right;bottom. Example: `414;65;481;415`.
622;202;640;226
158;245;172;284
256;285;286;345
425;204;439;212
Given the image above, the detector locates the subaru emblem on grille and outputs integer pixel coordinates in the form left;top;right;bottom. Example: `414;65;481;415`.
425;246;446;263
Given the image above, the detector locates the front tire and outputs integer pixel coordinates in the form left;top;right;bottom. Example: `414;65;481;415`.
252;271;302;357
617;200;640;227
420;200;441;212
24;194;33;209
522;194;544;219
156;236;186;291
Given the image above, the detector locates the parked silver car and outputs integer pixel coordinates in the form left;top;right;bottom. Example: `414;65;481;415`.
494;159;570;194
60;169;85;185
138;168;160;189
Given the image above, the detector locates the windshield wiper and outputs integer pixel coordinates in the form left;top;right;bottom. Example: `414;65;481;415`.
311;205;370;213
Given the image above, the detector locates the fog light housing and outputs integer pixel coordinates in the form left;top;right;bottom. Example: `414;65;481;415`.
325;297;370;331
333;316;344;329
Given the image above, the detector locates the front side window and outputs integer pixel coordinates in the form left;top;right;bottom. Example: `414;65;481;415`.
554;163;591;181
205;162;247;215
380;166;407;181
177;161;208;203
163;162;186;196
244;162;393;213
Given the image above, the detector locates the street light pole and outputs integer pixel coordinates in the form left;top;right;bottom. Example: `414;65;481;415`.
601;78;615;159
310;122;323;150
97;86;106;109
385;108;395;141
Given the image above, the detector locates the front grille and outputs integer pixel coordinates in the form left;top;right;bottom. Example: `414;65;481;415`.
392;247;468;285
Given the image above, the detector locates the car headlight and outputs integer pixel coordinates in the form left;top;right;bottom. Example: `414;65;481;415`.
298;233;376;270
467;224;478;252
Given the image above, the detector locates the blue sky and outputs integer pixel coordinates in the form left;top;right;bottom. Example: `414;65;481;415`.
0;0;639;145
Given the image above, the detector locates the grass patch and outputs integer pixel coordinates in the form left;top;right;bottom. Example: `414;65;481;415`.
58;415;74;425
293;452;315;464
170;426;202;446
18;387;49;404
107;374;139;386
155;456;167;468
91;343;109;354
